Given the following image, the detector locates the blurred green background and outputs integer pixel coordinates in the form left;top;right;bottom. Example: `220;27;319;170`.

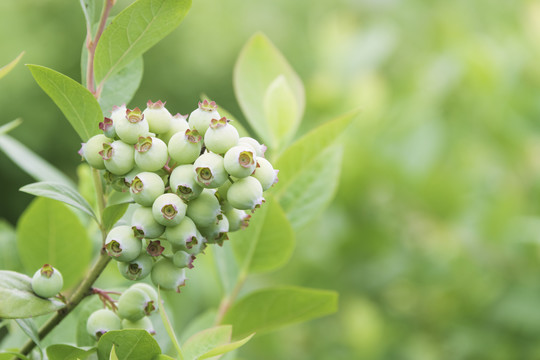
2;0;540;358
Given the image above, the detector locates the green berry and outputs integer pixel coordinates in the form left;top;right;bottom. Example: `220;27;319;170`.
185;233;207;256
193;152;228;188
173;250;195;269
143;100;172;134
200;215;229;246
188;99;220;136
130;172;165;207
151;257;187;292
130;283;158;304
134;136;168;172
31;264;63;298
87;309;122;340
169;165;203;201
164;216;199;249
105;225;142;262
152;193;187;226
238;137;266;158
101;140;135;176
99;117;116;139
146;240;165;257
117;252;153;281
131;205;166;239
117;287;155;321
204;117;239;154
227;176;264;210
252;157;279;191
160;113;189;144
186;189;221;228
168;129;202;164
223;145;256;178
224;207;251;232
80;134;112;170
115;107;150;145
122;317;155;335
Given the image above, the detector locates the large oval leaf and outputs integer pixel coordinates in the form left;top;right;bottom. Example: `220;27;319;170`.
47;344;96;360
97;329;161;360
0;270;64;318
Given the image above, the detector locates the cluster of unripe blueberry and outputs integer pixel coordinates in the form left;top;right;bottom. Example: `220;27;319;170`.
79;100;278;292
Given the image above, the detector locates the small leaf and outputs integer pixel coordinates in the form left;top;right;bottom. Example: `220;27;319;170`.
110;345;119;360
27;64;102;141
20;181;98;221
0;351;30;360
0;118;22;136
152;356;175;360
15;318;42;350
0;52;24;80
97;329;161;360
0;219;23;272
183;325;231;360
94;0;191;84
102;202;130;232
234;33;305;148
198;333;254;359
0;270;65;318
0;134;76;188
231;199;294;274
17;198;92;289
46;344;96;360
221;286;338;339
79;0;102;35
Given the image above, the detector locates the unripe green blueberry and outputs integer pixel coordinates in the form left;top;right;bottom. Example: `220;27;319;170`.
185;233;207;256
134;136;168;172
238;137;267;158
86;309;122;339
146;240;165;257
225;207;251;232
105;225;142;262
173;250;195;269
117;252;154;281
143;100;172;134
151;257;187;292
160;113;189;144
186;189;222;228
164;216;200;250
204;117;239;154
117;287;155;322
80;134;113;170
252;157;279;191
101;140;135;175
31;264;63;298
216;180;232;203
115;107;150;145
223;145;256;178
169;165;202;201
200;215;229;246
188;99;220;136
130;172;165;207
99;117;116;139
168;129;202;165
193;152;228;188
152;193;187;226
122;317;155;335
130;283;158;304
131;205;165;239
227;177;264;210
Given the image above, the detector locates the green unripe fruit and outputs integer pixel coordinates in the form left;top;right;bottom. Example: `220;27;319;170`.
134;136;168;172
80;134;112;170
130;283;158;304
168;129;202;164
188;99;220;136
186;189;222;228
101;140;135;175
173;250;195;269
151;257;187;292
204;117;239;154
252;157;279;191
117;252;153;281
223;145;256;178
164;216;199;250
117;287;155;322
225;207;251;232
86;309;122;339
143;100;172;134
216;180;232;203
115;107;150;144
122;317;155;335
185;233;207;256
130;172;165;207
238;137;266;158
227;176;264;210
31;264;63;298
105;225;142;262
200;215;229;246
169;165;202;201
131;205;165;239
102;104;126;138
193;152;227;188
160;113;189;144
152;193;187;226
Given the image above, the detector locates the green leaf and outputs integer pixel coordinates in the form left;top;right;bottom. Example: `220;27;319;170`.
102;202;130;232
110;345;119;360
152;356;175;360
0;52;24;80
15;318;42;350
0;351;30;360
234;33;305;149
16;198;92;289
222;286;339;339
0;118;22;136
20;181;98;221
27;64;102;141
97;330;161;360
98;57;144;115
198;333;254;359
94;0;191;84
0;134;76;188
183;325;231;360
231;199;294;274
79;0;102;35
47;344;96;360
0;270;65;318
0;219;23;271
